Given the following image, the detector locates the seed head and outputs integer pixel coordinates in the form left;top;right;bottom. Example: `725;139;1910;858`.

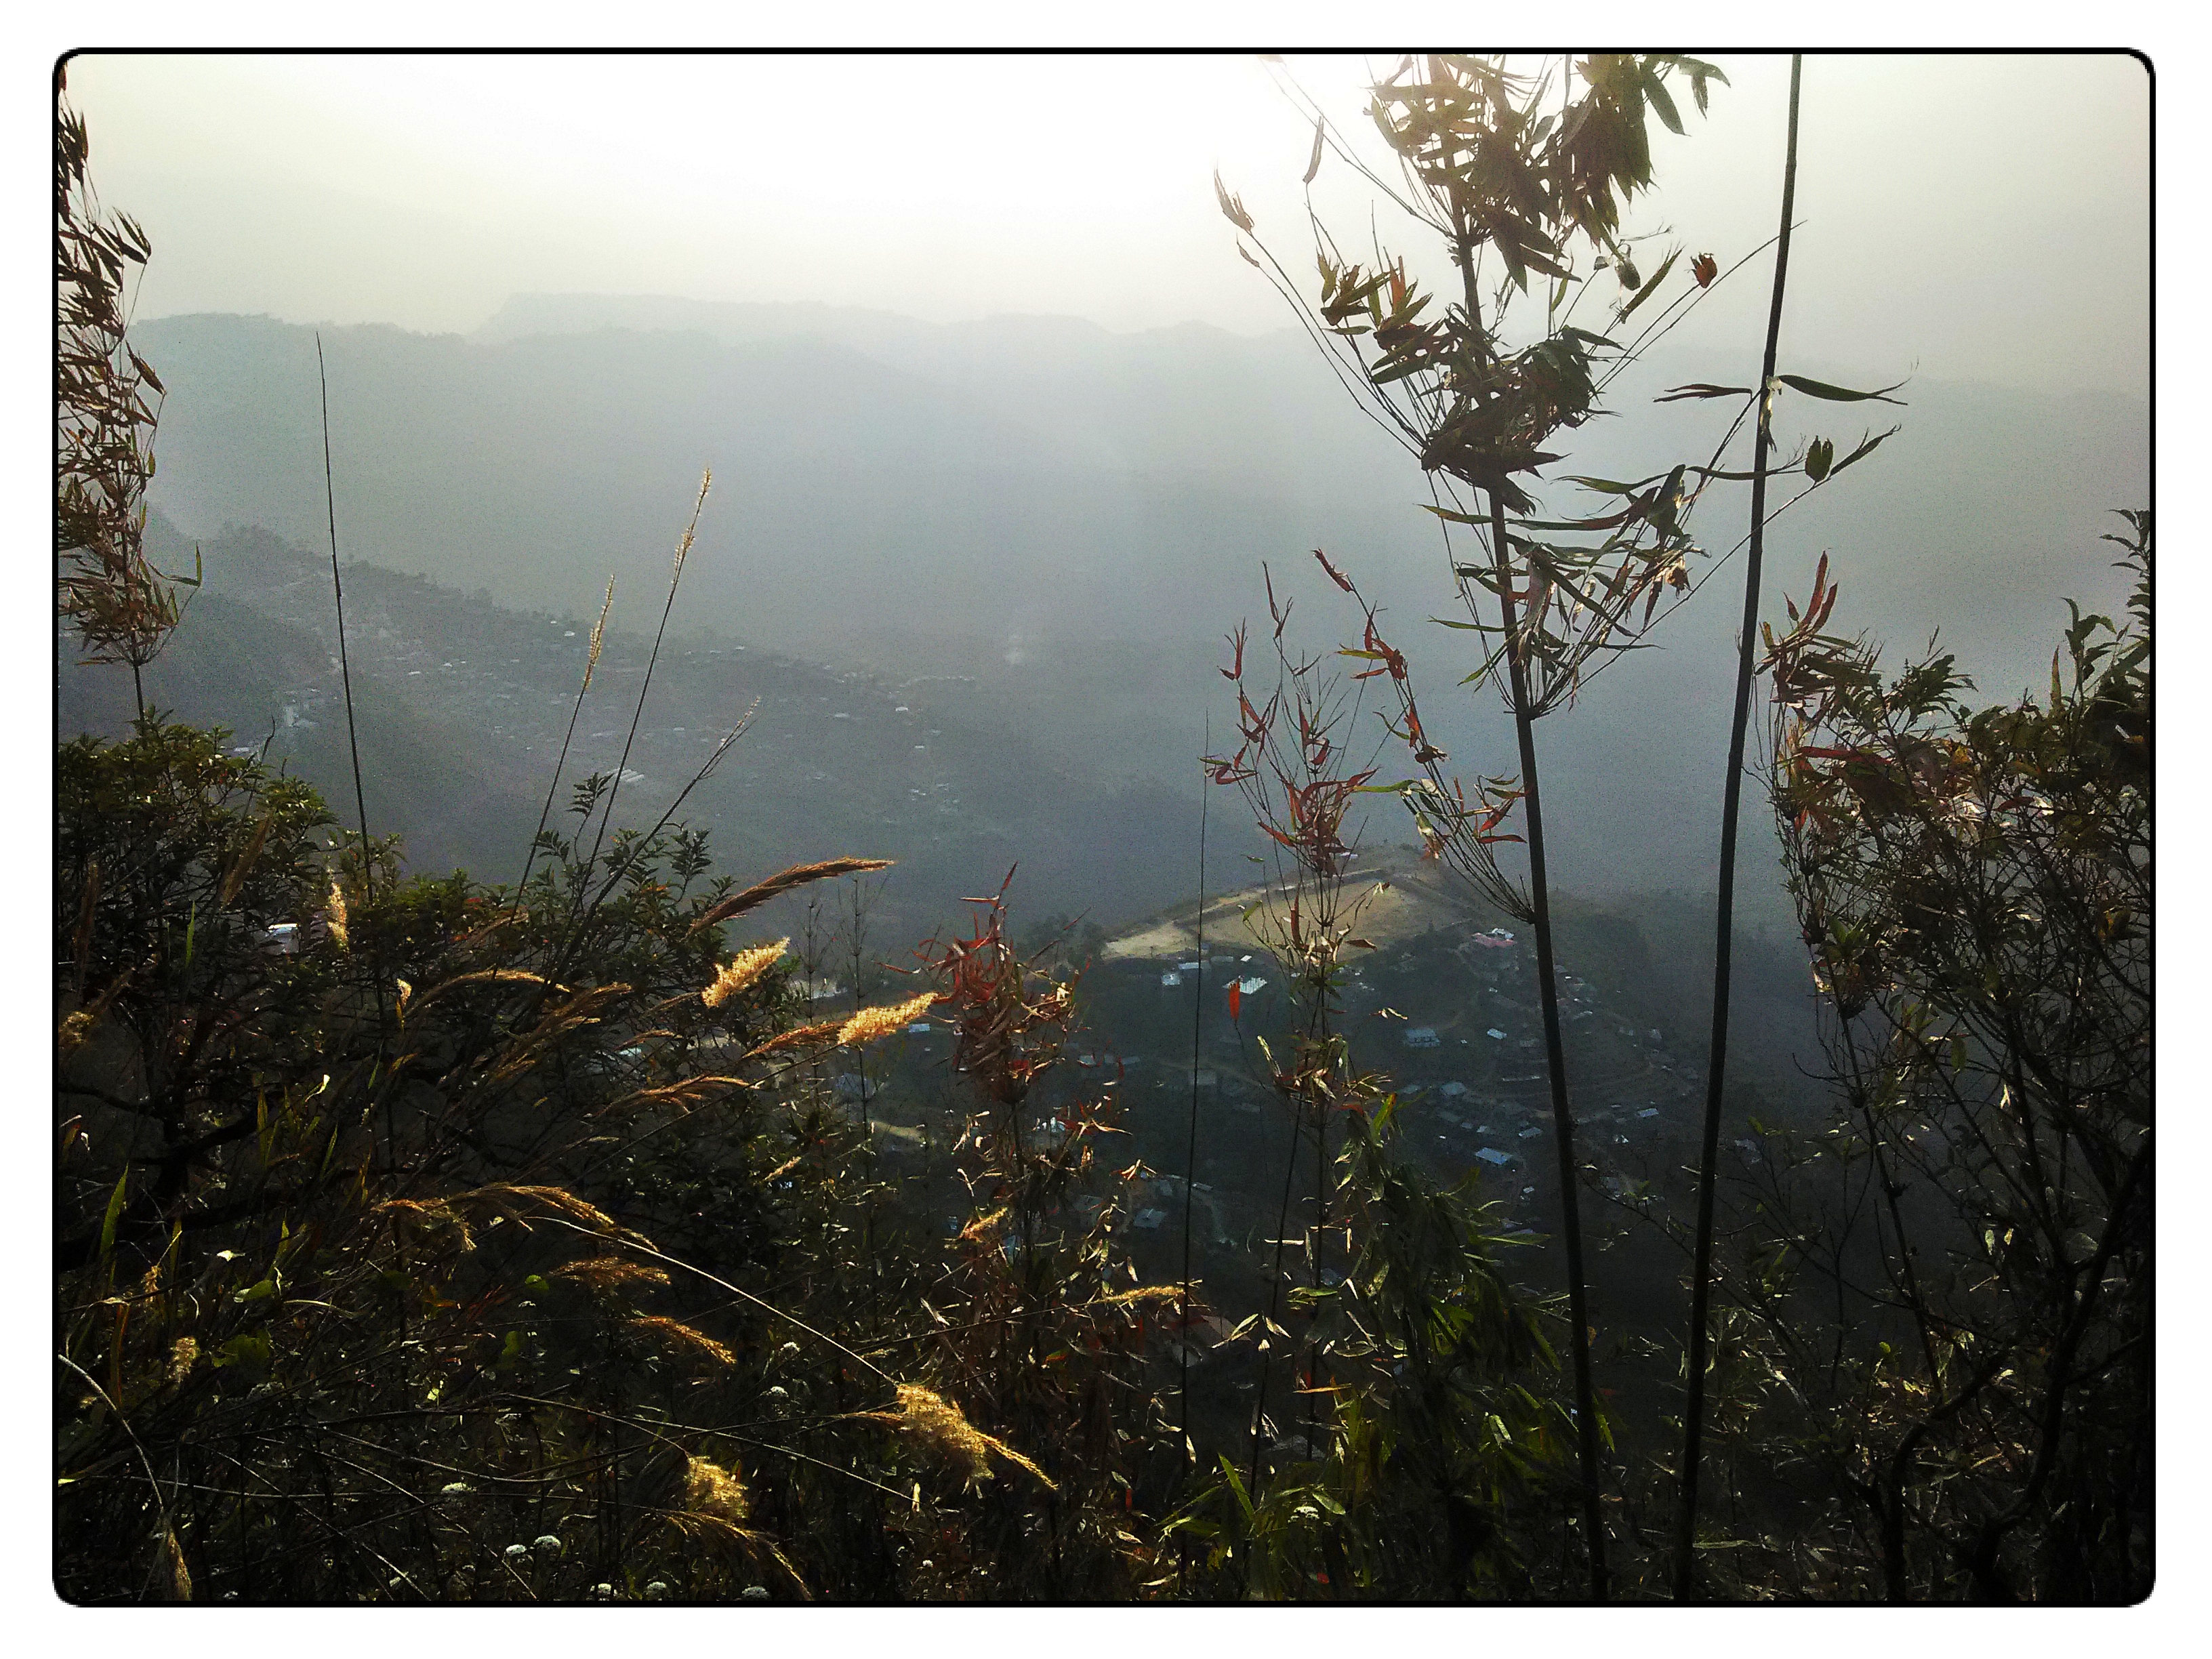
837;990;937;1048
703;939;788;1010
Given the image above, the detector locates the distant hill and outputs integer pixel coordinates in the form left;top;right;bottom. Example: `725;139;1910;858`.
58;514;1262;941
125;300;2146;905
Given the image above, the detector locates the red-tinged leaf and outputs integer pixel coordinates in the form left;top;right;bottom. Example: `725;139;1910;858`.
1214;170;1254;233
1315;548;1355;592
1691;252;1717;288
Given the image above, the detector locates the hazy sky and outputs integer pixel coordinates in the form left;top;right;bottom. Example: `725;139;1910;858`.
64;52;2149;398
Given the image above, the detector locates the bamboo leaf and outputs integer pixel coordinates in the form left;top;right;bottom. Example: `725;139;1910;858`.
1656;382;1754;403
1828;425;1902;477
1776;373;1906;405
98;1166;129;1261
1616;247;1680;321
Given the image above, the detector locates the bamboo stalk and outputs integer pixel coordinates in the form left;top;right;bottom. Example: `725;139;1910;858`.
1676;52;1803;1603
1455;146;1608;1601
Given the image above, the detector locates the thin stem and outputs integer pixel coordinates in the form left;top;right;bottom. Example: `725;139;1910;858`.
1677;52;1802;1603
1181;717;1210;1469
314;336;391;1069
510;577;613;915
314;335;376;918
1456;125;1607;1598
1248;1090;1305;1504
1178;717;1210;1595
1490;485;1607;1601
575;474;708;917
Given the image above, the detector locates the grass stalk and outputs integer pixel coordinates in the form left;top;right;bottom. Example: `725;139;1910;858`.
1178;717;1208;1590
573;470;710;916
1179;722;1210;1435
510;575;615;914
314;334;376;922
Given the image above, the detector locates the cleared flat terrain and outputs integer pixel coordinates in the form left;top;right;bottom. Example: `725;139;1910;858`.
1101;846;1497;962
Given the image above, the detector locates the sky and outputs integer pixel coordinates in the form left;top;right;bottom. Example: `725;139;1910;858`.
62;51;2150;399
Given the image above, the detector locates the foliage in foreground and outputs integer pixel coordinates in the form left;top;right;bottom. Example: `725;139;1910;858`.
55;718;1173;1603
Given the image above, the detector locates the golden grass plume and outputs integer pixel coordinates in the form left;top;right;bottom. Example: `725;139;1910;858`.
552;1255;671;1292
325;877;348;951
582;575;615;692
865;1382;1054;1492
690;858;892;935
703;938;787;1009
673;469;710;577
1102;1284;1186;1307
412;968;552;1010
956;1206;1008;1244
628;1315;736;1370
838;990;938;1048
681;1454;750;1523
159;1526;191;1602
218;811;273;907
479;983;632;1086
741;1019;842;1061
658;1509;810;1599
375;1196;477;1255
442;1183;633;1244
598;1075;749;1117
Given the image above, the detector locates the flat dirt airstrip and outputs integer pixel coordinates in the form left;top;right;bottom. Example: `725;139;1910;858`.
1101;846;1501;962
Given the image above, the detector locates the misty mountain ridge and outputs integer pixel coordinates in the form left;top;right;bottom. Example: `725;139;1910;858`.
63;512;1265;941
127;296;2144;904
